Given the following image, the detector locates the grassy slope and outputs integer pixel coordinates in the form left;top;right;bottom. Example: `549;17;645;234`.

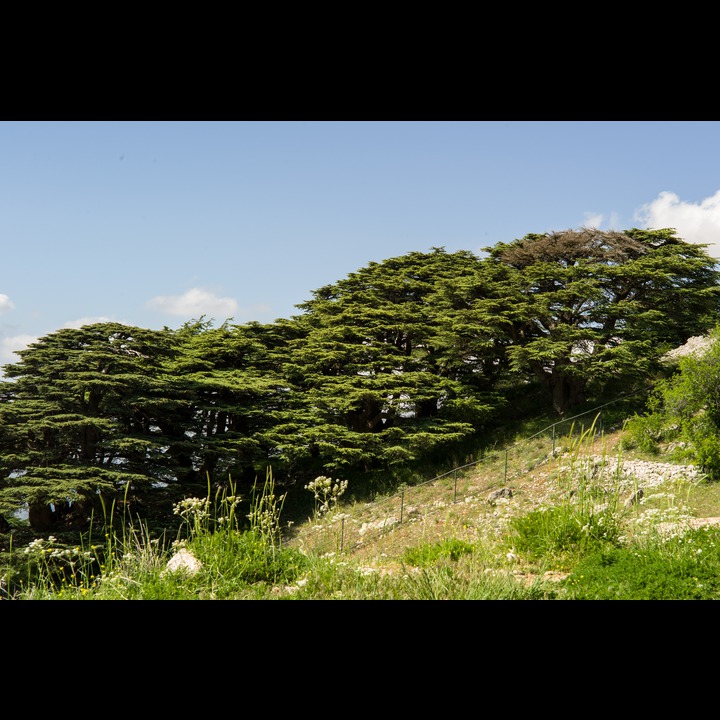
282;422;720;587
9;400;720;600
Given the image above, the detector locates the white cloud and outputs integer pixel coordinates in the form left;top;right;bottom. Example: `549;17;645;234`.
583;212;621;231
146;288;239;318
0;294;15;314
0;334;37;366
583;213;604;229
634;190;720;259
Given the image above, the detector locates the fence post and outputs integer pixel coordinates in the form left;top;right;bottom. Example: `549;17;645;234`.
340;516;345;553
504;449;508;483
552;425;555;455
453;470;457;503
400;489;404;524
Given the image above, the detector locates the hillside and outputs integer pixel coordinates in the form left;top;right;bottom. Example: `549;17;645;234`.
7;367;720;599
278;421;720;594
276;333;720;586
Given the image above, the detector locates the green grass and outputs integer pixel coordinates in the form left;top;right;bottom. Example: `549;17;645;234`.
558;526;720;600
4;407;720;600
402;538;475;567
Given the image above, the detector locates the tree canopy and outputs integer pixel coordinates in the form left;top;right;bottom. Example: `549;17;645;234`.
482;227;720;414
0;323;184;530
271;248;499;485
1;227;718;535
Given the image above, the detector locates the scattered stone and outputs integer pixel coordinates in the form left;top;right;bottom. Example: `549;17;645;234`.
624;488;644;507
570;456;703;490
359;517;399;535
487;488;513;505
163;548;202;576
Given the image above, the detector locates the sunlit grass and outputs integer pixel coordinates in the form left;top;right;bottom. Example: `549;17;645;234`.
4;407;720;600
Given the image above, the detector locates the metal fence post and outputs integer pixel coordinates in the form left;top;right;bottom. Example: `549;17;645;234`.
453;470;457;503
504;449;508;483
400;489;404;524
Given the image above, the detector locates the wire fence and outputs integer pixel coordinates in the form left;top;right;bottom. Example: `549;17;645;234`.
297;392;644;554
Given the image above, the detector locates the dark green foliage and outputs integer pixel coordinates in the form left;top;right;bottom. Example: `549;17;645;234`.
167;318;293;488
0;323;187;530
2;229;718;544
484;227;720;414
270;248;503;486
0;319;300;533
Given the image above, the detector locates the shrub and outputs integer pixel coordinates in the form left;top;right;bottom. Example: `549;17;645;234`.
509;503;622;563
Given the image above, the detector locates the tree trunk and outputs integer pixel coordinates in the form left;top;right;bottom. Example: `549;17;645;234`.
347;395;384;432
551;373;585;416
28;502;55;531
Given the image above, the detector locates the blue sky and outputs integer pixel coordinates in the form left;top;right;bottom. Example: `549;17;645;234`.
3;120;720;368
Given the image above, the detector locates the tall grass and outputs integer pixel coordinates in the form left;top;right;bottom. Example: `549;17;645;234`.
2;469;310;600
4;415;720;600
505;419;624;566
501;418;720;599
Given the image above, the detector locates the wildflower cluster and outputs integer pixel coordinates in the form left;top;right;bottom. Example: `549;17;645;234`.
22;535;99;591
305;476;349;517
173;497;210;522
173;496;210;537
247;494;286;538
632;506;695;541
23;536;95;563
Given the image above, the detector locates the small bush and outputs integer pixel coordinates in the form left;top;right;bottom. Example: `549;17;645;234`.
620;413;666;454
509;504;622;563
